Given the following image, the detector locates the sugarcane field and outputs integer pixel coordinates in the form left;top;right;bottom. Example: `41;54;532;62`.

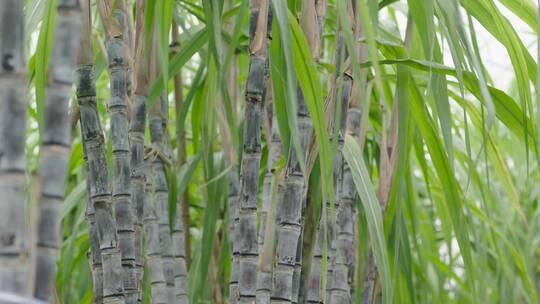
1;0;540;303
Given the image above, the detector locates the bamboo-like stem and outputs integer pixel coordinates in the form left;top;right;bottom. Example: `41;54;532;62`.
130;0;149;298
306;68;352;304
171;21;190;303
257;107;278;254
237;0;270;302
326;4;358;301
222;0;240;301
85;180;104;304
255;12;275;303
76;6;126;304
328;89;357;304
0;0;29;297
77;1;104;302
143;160;168;304
228;170;240;304
294;1;327;302
97;1;138;302
140;22;168;304
341;107;362;303
149;94;176;303
170;182;190;304
172;20;192;271
33;0;82;301
347;5;367;300
271;1;325;303
255;154;282;304
255;79;281;304
256;29;275;256
271;91;311;304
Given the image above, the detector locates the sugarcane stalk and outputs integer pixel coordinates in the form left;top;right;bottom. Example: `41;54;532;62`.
237;0;270;302
171;184;189;304
222;1;240;301
0;0;29;297
254;13;276;303
143;159;168;304
271;1;325;303
294;1;328;302
76;10;126;304
149;94;176;303
76;45;125;304
82;140;105;304
338;106;362;303
271;87;311;303
97;1;138;302
256;13;275;255
228;170;240;304
328;82;357;304
139;21;168;304
255;71;281;304
257;114;280;255
172;21;191;269
171;21;191;303
256;155;283;304
76;1;104;302
130;0;149;298
32;0;83;301
306;75;352;304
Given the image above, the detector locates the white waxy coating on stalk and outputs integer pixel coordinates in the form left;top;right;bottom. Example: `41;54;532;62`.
238;0;270;302
33;0;83;301
0;0;29;298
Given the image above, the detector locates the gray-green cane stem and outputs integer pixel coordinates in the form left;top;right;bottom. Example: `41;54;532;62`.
76;63;125;304
0;0;29;297
143;160;168;304
238;0;270;302
34;0;83;301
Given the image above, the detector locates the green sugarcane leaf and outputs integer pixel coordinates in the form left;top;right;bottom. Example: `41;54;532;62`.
288;9;333;201
343;134;390;304
155;0;174;90
34;0;57;140
271;0;304;172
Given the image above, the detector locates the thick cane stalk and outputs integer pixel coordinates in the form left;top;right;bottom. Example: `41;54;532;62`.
140;24;167;304
256;153;282;304
306;75;352;303
343;108;361;302
33;0;82;301
172;18;191;265
171;187;189;304
271;1;325;303
237;0;269;302
130;0;149;297
97;1;138;302
143;160;168;304
85;180;104;304
77;1;104;301
228;170;240;304
271;90;311;304
76;19;126;304
223;1;240;301
171;21;190;304
0;0;29;297
257;108;279;253
255;86;282;304
149;95;175;303
328;76;355;304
